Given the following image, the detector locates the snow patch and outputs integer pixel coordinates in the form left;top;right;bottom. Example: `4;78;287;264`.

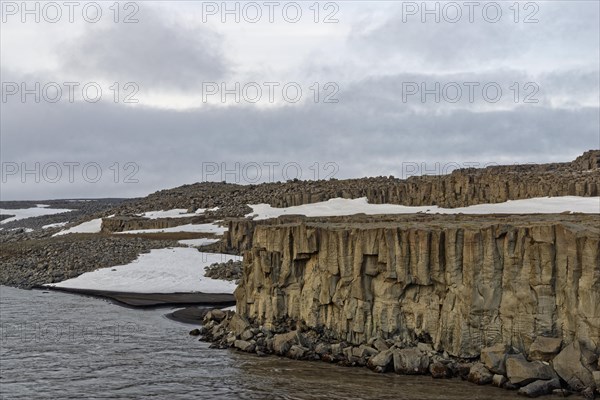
178;238;220;247
137;208;206;219
115;222;227;235
0;206;72;224
53;218;103;236
46;248;241;294
42;222;69;229
247;196;600;220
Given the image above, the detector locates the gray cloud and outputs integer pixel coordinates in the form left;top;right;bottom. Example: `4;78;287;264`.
57;8;228;90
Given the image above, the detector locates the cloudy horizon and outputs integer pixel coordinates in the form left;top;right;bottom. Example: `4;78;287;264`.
1;0;599;200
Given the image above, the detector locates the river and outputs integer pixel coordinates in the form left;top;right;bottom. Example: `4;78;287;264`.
0;286;523;399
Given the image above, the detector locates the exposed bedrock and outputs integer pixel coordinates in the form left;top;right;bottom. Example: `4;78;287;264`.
234;216;600;359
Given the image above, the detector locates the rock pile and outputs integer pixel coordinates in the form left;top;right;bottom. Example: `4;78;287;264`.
204;260;243;283
199;311;599;398
0;235;177;288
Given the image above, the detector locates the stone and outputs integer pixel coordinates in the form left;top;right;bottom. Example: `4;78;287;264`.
315;343;331;356
552;342;597;391
288;345;308;359
455;363;472;379
593;371;600;392
205;309;226;322
429;361;451;379
517;379;561;398
272;331;304;355
506;354;556;386
480;343;510;375
492;374;507;387
528;337;562;362
330;343;343;356
228;314;250;337
417;343;433;353
234;340;255;352
372;338;389;352
467;362;493;385
240;329;254;341
393;348;430;375
368;349;394;372
189;328;201;336
353;345;378;359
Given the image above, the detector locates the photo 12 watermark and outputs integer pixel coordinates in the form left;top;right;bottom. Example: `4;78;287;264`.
1;321;142;343
199;1;340;24
399;1;539;23
2;162;141;184
401;81;540;104
1;82;140;104
201;81;339;104
1;1;140;23
201;161;340;183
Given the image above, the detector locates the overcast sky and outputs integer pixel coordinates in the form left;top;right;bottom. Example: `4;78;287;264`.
1;1;599;200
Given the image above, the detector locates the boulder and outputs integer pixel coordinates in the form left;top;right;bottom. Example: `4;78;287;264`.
353;344;378;359
417;343;433;353
552;341;597;391
429;361;451;379
288;345;308;359
228;314;250;337
189;328;201;336
393;348;430;375
372;338;389;352
593;371;600;392
330;343;343;356
240;329;254;341
517;379;561;398
480;343;510;374
467;362;493;385
315;343;331;356
529;337;562;362
272;331;305;355
492;374;507;387
506;354;555;386
368;349;394;372
234;340;255;352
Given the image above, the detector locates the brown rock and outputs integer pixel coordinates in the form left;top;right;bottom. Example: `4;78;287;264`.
529;337;562;362
506;354;556;386
393;348;430;375
552;342;598;392
468;362;493;385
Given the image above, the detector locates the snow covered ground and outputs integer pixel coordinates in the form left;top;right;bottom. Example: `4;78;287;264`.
42;222;69;229
246;196;600;220
46;248;240;294
0;205;72;224
137;208;205;219
53;218;103;236
178;238;220;247
115;222;227;235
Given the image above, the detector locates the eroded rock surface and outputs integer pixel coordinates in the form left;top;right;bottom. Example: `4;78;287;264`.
235;214;599;359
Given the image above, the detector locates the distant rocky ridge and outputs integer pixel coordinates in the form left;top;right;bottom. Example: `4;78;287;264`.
113;150;599;217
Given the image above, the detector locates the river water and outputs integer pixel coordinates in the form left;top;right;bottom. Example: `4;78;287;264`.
0;286;523;399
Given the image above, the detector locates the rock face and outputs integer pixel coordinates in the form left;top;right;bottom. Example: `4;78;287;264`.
235;214;600;359
505;354;556;386
115;150;600;218
552;341;598;391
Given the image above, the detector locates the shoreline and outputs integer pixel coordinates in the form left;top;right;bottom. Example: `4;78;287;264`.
37;286;235;308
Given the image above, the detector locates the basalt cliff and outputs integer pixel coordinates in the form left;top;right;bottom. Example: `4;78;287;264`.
199;151;600;397
234;215;599;358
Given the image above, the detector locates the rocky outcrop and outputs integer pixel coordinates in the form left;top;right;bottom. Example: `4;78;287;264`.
100;215;209;233
235;214;599;360
115;151;600;217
